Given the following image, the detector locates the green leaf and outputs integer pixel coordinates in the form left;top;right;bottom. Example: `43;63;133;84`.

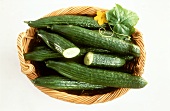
106;4;139;36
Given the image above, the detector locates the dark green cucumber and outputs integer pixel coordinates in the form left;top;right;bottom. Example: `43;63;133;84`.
37;29;80;58
50;25;140;57
45;60;147;88
32;75;106;90
24;46;63;61
24;15;104;29
84;52;126;68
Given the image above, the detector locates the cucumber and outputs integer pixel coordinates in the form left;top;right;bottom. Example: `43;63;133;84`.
84;52;126;68
32;75;106;90
24;15;104;29
49;25;140;57
45;60;147;88
24;46;63;61
37;29;80;58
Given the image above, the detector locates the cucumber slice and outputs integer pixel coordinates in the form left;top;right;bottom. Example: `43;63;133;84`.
63;47;81;58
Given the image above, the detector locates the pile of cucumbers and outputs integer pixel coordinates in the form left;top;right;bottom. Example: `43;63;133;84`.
24;15;147;90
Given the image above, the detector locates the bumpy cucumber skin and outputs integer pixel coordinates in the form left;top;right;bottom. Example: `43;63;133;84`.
24;46;63;61
45;60;147;88
32;75;106;90
50;25;140;57
25;15;103;29
84;52;126;68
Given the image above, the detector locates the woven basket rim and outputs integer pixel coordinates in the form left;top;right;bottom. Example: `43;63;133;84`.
17;6;146;104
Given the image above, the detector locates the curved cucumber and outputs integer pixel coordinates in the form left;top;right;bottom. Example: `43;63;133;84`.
45;60;147;88
32;75;106;90
84;52;126;68
24;15;104;29
50;25;140;57
37;30;80;58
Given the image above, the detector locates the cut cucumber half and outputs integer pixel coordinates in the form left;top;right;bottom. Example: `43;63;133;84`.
37;30;80;58
84;52;126;68
63;47;80;58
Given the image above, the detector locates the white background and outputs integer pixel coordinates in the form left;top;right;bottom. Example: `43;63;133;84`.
1;0;170;111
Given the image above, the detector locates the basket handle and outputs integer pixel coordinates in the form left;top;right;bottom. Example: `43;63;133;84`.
17;31;37;79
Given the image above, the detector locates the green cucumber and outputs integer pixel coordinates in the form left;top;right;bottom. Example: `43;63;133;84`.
45;60;147;88
50;25;140;57
24;15;104;29
37;30;80;58
84;52;126;68
24;46;63;61
32;75;106;90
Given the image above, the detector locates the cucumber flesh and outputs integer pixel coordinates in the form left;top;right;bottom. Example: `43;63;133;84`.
63;47;81;58
84;52;94;65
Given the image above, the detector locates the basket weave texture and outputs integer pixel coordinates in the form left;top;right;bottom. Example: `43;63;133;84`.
17;6;146;104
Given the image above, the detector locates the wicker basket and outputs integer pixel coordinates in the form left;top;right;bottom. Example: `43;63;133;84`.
17;6;146;104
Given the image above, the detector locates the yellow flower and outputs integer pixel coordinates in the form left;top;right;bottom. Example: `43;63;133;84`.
94;11;108;25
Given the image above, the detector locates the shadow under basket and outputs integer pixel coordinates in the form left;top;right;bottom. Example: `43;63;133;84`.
17;6;146;104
